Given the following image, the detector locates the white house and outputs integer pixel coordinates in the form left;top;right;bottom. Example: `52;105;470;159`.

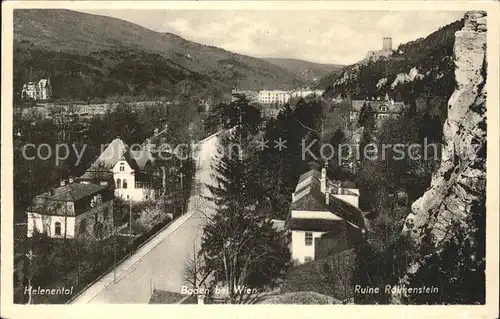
22;79;52;100
79;126;178;202
79;138;163;202
286;167;365;265
27;180;114;239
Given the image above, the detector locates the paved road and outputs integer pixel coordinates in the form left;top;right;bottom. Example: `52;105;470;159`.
72;134;219;303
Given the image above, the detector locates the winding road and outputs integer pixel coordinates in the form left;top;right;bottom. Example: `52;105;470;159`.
71;133;219;303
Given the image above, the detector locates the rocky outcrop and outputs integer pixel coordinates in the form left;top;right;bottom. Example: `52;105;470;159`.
403;11;487;245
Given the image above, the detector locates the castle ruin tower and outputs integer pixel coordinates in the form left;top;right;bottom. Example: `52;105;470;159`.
383;37;392;51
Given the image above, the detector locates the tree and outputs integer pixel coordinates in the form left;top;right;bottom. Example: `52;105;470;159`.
184;241;211;296
218;96;263;136
200;129;290;304
358;101;376;130
137;200;172;232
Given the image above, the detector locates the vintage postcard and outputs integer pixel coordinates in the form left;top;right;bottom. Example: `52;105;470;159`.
1;1;499;318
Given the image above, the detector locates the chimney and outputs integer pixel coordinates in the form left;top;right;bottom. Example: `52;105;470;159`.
60;180;66;187
321;161;327;194
154;128;159;136
68;176;74;184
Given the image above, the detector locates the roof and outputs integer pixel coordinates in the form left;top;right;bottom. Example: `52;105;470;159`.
289;218;344;232
271;219;286;232
90;138;128;170
83;138;141;179
295;169;322;192
38;79;50;87
38;183;106;202
290;169;365;229
78;170;113;181
145;126;175;146
27;182;107;216
149;290;195;304
130;149;155;170
81;130;172;181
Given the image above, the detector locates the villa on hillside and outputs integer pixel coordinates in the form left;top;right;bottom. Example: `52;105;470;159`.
349;93;405;125
285;166;366;265
79;126;179;202
26;179;114;239
21;79;52;100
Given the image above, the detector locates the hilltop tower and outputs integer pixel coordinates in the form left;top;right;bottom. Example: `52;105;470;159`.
383;37;392;51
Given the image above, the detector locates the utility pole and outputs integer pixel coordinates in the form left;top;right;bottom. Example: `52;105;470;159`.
180;172;184;190
26;250;36;304
28;123;33;213
113;234;117;283
129;199;132;244
179;172;184;214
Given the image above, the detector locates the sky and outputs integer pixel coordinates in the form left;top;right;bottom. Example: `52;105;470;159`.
79;9;465;65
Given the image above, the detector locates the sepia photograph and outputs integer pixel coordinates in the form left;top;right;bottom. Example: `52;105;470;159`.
1;1;498;317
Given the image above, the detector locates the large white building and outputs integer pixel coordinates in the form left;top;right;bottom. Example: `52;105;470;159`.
258;90;291;105
27;180;114;239
286;167;365;264
231;89;324;106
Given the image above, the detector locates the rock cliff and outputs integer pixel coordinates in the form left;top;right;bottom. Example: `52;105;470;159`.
403;11;487;246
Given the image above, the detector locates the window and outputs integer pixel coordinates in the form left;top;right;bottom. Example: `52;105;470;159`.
103;207;108;220
116;178;121;189
126;194;130;199
304;256;313;263
123;179;128;189
120;163;125;172
54;222;61;236
305;232;313;246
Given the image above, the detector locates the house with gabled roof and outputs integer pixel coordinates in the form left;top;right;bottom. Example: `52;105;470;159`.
79;126;177;202
26;180;114;239
286;166;366;264
350;93;405;125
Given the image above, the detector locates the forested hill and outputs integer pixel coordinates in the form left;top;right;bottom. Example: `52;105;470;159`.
13;9;304;102
322;18;464;117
